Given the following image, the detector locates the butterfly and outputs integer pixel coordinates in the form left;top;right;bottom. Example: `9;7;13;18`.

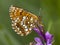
9;5;42;36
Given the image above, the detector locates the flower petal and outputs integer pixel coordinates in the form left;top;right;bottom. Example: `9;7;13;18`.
34;37;43;45
34;37;41;43
45;32;53;39
47;43;52;45
45;31;53;44
33;27;40;33
36;42;43;45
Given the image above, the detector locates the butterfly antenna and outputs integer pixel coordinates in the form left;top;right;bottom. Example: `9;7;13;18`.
39;8;41;16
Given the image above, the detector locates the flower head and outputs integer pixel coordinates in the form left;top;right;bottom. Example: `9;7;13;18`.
30;24;54;45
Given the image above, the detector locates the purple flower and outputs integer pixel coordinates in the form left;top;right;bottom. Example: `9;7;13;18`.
32;25;54;45
33;32;53;45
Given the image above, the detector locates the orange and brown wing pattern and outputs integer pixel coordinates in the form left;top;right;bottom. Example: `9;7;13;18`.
9;5;39;36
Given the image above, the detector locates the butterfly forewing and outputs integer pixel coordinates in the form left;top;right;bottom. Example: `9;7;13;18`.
9;5;39;36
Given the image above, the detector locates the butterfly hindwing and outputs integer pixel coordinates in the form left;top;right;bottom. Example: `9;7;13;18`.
9;5;39;36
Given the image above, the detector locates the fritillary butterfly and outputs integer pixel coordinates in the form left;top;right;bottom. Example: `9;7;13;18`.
9;5;41;36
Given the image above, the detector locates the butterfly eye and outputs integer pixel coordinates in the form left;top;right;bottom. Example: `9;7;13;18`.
9;5;39;36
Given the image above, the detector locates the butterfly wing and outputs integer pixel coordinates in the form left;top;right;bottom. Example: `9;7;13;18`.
9;5;39;36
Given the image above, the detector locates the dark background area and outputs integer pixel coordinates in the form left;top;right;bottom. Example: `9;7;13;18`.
0;0;60;45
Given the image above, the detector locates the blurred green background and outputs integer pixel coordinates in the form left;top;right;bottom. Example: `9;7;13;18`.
0;0;60;45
